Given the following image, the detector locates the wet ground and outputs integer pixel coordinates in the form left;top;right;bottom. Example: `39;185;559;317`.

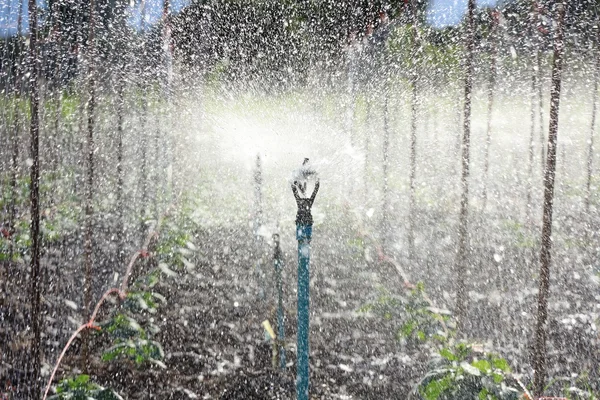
1;200;593;398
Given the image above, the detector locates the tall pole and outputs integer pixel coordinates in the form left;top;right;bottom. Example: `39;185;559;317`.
273;234;286;370
533;3;565;397
455;0;475;333
296;224;311;400
82;0;97;372
28;0;42;396
291;164;319;400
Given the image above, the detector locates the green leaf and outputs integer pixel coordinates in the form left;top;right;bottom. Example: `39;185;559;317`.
492;372;504;384
357;304;373;313
440;347;456;361
74;374;90;386
479;388;490;400
421;375;452;400
401;321;415;337
50;374;124;399
491;357;510;372
471;359;491;373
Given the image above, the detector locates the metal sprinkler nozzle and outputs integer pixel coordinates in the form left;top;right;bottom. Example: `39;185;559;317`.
291;159;320;227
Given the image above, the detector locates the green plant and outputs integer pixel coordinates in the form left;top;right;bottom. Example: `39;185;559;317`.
101;337;164;367
554;371;600;400
359;283;452;348
47;375;122;400
99;285;165;367
414;342;520;400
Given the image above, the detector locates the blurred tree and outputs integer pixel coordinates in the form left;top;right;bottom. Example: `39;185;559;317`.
27;0;42;397
533;2;566;397
455;0;475;334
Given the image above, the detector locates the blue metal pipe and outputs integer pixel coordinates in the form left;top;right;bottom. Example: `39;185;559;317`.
273;234;286;370
296;224;312;400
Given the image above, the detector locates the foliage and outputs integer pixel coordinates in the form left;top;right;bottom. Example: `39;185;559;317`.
359;283;452;349
154;221;193;272
361;284;527;399
48;375;123;400
101;337;164;367
413;342;520;400
97;208;197;368
541;371;600;400
0;170;82;262
99;272;166;367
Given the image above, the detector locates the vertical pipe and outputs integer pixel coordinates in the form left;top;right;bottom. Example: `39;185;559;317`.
28;0;42;396
273;234;286;370
296;224;311;400
533;3;566;397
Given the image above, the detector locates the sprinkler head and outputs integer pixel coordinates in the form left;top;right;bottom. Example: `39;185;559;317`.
292;158;319;199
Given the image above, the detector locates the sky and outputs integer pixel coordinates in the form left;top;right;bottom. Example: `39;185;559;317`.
0;0;190;37
426;0;499;27
0;0;499;38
